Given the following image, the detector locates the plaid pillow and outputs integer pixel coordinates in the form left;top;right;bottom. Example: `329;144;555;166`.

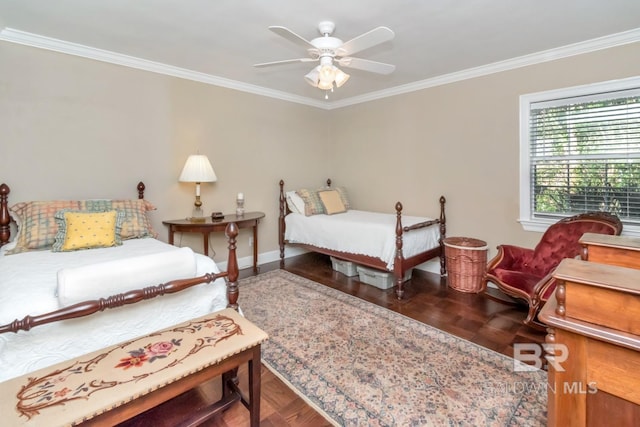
296;189;325;216
332;187;351;210
7;200;81;254
84;199;158;239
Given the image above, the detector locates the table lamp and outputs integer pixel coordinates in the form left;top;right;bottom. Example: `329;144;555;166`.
179;154;217;222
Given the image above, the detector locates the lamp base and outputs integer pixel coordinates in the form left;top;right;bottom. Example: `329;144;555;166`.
189;206;206;223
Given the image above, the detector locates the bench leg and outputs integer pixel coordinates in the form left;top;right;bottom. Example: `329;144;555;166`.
249;345;262;427
220;345;261;426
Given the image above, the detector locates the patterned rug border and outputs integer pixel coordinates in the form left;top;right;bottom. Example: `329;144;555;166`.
261;359;341;427
240;269;547;426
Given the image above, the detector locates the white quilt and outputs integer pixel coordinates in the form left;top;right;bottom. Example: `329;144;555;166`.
285;210;441;270
0;238;227;382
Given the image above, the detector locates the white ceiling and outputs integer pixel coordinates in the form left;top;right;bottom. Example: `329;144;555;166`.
1;0;640;108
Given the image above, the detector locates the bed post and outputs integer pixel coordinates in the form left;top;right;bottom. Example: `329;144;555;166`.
137;182;145;199
225;222;239;310
394;202;406;300
0;184;10;247
279;180;286;268
439;196;447;275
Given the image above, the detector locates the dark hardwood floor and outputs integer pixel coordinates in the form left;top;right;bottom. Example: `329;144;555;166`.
123;252;546;426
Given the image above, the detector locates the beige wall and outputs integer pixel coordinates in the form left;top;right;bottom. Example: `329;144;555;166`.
1;39;639;267
329;42;640;259
0;41;329;268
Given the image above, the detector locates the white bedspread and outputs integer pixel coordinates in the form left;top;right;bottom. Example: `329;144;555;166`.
0;238;227;382
285;210;440;270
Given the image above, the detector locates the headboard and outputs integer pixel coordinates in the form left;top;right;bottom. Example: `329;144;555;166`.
0;181;147;247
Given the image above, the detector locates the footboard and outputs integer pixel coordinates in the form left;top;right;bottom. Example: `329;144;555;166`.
0;222;239;335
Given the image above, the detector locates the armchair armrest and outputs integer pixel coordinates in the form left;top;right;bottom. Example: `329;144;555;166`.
531;271;557;304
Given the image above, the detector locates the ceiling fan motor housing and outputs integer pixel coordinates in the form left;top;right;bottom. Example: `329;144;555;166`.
317;21;336;36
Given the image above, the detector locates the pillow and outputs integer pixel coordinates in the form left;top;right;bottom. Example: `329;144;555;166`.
285;191;306;214
83;199;158;239
334;186;351;210
56;247;197;307
52;209;125;252
318;190;347;215
296;189;325;216
7;200;82;254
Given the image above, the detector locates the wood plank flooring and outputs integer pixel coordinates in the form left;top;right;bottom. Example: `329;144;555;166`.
122;252;545;426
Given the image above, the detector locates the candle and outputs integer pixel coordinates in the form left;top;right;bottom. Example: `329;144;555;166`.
237;192;244;201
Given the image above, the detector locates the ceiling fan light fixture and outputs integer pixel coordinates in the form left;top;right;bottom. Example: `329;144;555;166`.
319;63;337;83
317;79;334;90
334;68;350;88
304;65;320;87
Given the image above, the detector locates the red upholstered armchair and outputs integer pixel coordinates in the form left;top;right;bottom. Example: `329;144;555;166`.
483;212;623;329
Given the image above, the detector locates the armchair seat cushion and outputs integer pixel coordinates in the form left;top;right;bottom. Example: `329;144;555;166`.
492;268;541;296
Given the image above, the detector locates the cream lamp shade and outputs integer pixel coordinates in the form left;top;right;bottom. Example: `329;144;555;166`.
179;154;217;184
179;154;217;221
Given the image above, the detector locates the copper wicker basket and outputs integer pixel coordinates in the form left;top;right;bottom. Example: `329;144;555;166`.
444;237;488;293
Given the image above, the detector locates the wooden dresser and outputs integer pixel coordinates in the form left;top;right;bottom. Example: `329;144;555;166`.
539;258;640;426
580;232;640;268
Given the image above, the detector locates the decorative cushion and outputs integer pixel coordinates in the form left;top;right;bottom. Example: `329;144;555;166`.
85;199;158;239
7;200;81;254
334;186;351;210
285;191;306;214
318;190;347;215
52;209;125;252
296;189;325;216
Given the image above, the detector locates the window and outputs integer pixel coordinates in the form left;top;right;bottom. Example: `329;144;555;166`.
520;77;640;235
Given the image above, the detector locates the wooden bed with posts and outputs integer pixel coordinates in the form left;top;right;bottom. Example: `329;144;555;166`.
278;179;447;299
0;181;239;334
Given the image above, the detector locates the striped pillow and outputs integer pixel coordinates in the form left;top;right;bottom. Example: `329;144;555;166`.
296;189;325;216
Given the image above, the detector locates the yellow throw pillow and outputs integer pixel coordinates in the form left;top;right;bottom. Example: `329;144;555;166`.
318;190;347;215
53;210;124;252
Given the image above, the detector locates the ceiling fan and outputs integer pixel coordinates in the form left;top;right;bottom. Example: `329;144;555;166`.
254;21;395;93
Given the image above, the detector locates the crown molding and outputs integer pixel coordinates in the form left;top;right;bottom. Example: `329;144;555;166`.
2;26;638;111
328;27;640;109
0;28;330;110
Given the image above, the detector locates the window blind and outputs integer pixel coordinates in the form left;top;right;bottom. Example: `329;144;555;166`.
529;91;640;224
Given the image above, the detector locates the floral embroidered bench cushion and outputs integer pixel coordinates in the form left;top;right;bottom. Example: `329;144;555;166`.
0;308;268;426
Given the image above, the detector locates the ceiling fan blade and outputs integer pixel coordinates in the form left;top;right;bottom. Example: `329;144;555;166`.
254;58;316;68
337;57;396;74
340;26;395;56
269;26;315;49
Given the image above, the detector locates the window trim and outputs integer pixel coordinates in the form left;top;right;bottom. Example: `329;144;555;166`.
519;76;640;237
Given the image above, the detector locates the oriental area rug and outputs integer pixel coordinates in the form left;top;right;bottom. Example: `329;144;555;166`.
239;270;547;426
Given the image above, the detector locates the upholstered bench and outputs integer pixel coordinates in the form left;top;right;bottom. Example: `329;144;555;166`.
0;308;268;426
